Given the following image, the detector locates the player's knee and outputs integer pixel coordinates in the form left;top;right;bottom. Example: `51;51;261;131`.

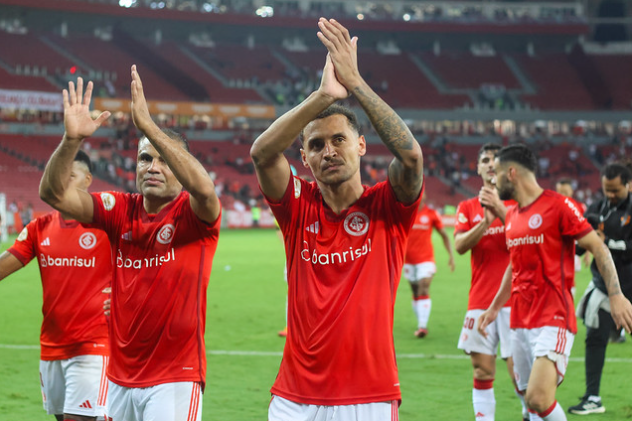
473;365;495;380
524;390;552;413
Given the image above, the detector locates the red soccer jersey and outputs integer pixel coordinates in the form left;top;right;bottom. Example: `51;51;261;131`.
89;191;220;388
405;205;443;264
505;190;592;334
267;176;421;406
8;212;111;360
454;198;514;310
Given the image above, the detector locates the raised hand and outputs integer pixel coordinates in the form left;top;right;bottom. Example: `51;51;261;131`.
317;18;362;90
318;53;349;101
130;65;156;135
63;77;110;141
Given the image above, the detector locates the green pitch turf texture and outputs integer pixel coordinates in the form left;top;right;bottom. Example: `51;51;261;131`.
1;228;631;420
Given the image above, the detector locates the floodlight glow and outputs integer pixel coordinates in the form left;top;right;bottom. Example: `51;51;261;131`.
119;0;135;7
403;13;411;21
357;13;364;20
256;6;274;18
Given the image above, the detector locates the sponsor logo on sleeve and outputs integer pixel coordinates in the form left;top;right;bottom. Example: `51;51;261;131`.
17;226;28;241
157;224;175;244
101;193;116;211
344;212;369;236
528;214;543;229
563;198;585;222
458;213;468;224
293;177;301;199
79;232;97;250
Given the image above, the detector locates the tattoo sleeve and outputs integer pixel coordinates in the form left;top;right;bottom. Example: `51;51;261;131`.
352;84;422;202
594;242;623;297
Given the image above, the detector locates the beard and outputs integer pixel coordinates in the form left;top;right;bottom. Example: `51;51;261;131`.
497;183;514;201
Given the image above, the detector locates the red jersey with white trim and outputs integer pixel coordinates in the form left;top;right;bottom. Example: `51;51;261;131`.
7;212;111;360
505;190;592;333
454;198;514;310
405;205;442;264
89;191;220;388
267;176;421;406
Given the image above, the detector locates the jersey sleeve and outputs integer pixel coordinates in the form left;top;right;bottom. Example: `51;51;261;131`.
383;179;423;234
559;196;593;239
454;201;471;234
7;222;37;266
89;191;127;240
265;175;302;238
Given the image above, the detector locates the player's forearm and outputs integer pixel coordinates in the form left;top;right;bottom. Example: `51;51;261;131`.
440;232;454;257
454;221;490;254
592;241;624;297
352;81;422;171
39;135;81;206
250;90;334;168
0;251;25;281
144;127;216;200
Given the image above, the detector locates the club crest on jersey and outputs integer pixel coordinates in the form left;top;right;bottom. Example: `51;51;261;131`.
344;212;369;236
157;224;175;244
101;193;116;211
458;213;468;224
17;226;28;241
528;214;543;229
420;215;429;224
79;232;97;249
473;214;482;223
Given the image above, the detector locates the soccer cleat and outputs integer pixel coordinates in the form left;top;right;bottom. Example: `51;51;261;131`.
414;327;428;338
568;397;606;415
278;327;287;337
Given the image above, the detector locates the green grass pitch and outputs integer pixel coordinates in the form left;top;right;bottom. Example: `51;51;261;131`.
1;228;631;420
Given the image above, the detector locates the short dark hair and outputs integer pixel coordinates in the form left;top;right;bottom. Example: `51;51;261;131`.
74;149;92;173
602;163;631;185
299;104;360;144
556;177;573;186
477;142;502;161
496;144;537;173
141;128;189;152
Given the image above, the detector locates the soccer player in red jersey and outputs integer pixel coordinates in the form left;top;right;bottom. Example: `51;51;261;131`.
39;68;221;421
0;151;110;421
478;144;632;421
454;143;527;421
250;18;423;421
404;192;454;338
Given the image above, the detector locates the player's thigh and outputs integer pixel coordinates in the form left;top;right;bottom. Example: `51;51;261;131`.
417;262;436;281
458;309;500;357
40;360;66;415
63;355;108;418
269;395;319;421
106;381;139;421
143;382;202;421
525;357;559;408
496;308;513;359
510;329;532;392
531;326;573;386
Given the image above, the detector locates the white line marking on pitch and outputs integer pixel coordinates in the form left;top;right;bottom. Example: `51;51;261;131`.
2;345;631;363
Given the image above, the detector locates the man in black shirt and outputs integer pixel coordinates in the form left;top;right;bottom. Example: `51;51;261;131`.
569;163;632;415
